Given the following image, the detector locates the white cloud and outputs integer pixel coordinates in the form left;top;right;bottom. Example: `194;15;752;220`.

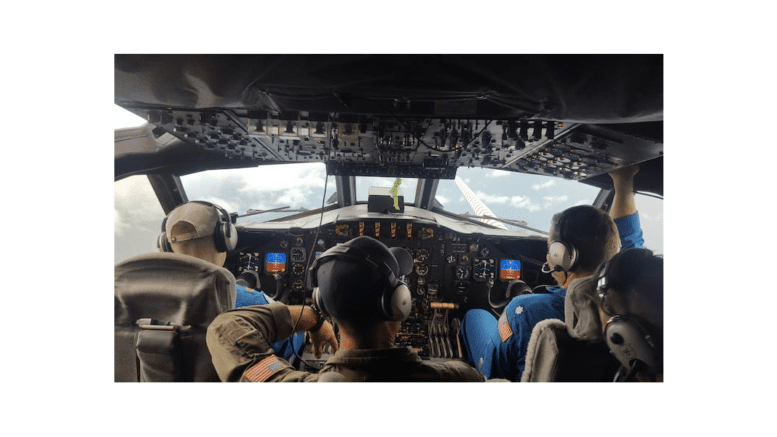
114;176;165;230
510;195;541;212
436;195;451;205
532;180;556;190
486;170;510;178
182;164;328;212
114;175;167;262
542;195;568;208
114;209;129;237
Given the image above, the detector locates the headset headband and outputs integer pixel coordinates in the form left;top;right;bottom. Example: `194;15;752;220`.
187;200;232;239
310;243;396;287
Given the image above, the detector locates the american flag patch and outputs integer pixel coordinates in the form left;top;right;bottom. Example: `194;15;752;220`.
498;311;513;343
244;355;287;382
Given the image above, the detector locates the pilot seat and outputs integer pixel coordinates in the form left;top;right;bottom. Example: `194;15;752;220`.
114;252;236;382
520;276;620;382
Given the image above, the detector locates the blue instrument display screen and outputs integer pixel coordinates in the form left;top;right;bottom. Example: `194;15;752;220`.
499;259;521;280
265;252;287;273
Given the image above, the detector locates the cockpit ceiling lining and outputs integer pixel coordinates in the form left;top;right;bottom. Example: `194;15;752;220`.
115;54;663;124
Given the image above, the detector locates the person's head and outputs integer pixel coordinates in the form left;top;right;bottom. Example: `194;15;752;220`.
158;201;237;266
546;205;620;285
310;236;413;349
594;248;663;381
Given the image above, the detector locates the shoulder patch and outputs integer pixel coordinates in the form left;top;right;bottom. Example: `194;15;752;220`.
498;311;513;343
244;355;287;382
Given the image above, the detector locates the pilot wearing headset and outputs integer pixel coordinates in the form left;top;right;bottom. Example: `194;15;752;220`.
206;236;485;382
159;201;306;363
460;165;645;381
594;248;663;382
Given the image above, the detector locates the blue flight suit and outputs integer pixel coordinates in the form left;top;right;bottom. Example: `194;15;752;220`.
461;212;644;381
235;284;307;364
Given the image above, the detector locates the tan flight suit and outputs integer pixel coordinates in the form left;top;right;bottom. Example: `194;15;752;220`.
206;302;485;382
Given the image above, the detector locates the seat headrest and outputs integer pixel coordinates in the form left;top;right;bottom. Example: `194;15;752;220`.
564;276;603;341
115;252;236;326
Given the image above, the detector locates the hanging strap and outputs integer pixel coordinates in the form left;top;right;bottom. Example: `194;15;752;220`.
135;319;182;382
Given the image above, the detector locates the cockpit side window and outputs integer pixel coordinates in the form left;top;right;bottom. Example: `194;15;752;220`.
633;193;663;254
180;163;331;224
114;175;166;263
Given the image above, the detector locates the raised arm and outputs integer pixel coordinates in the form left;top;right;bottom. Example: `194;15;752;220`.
609;165;639;220
608;164;644;250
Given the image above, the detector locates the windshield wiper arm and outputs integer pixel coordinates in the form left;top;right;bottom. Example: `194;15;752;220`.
458;212;548;236
239;206;308;218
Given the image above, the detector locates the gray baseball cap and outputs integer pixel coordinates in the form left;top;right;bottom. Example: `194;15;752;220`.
165;202;220;243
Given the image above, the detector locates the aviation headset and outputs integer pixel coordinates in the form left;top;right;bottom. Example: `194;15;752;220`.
308;239;412;322
546;210;579;273
158;201;237;253
595;251;662;377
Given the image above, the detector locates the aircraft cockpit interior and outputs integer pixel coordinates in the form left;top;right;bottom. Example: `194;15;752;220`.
114;54;663;382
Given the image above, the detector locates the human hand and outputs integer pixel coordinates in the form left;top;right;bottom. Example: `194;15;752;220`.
309;321;339;359
609;164;639;184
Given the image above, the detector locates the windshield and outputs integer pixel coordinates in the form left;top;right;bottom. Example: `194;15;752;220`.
179;165;662;249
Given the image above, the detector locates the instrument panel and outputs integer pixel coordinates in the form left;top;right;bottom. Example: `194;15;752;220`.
227;218;552;360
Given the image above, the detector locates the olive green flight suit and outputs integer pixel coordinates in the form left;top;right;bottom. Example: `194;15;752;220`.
206;302;485;382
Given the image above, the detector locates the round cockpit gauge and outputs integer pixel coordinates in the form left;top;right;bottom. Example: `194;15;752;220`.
473;258;496;282
292;263;306;276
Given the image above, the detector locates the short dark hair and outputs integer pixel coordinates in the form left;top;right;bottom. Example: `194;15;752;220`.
601;248;663;327
550;205;619;274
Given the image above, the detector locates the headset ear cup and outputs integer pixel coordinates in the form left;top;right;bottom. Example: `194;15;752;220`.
604;316;661;374
224;222;237;251
549;241;577;271
312;287;329;317
382;283;412;321
212;221;238;252
158;232;173;252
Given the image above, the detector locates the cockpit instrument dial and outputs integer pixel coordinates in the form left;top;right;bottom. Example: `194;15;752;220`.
238;252;261;272
472;258;496;282
291;263;306;276
455;266;471;280
290;247;306;263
